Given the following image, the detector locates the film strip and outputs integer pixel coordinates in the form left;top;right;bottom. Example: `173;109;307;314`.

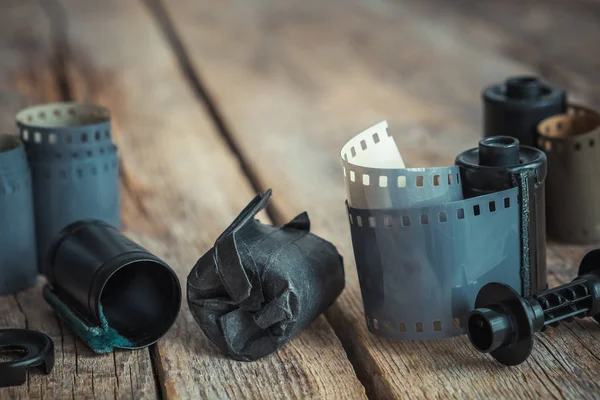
342;122;523;339
341;121;463;209
0;134;37;295
16;103;121;271
538;105;600;243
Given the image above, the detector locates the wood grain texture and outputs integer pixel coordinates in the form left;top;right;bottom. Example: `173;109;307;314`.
403;0;600;105
0;1;158;399
156;0;600;398
9;0;363;399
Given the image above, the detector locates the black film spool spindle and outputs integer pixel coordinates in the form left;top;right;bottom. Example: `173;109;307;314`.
467;248;600;366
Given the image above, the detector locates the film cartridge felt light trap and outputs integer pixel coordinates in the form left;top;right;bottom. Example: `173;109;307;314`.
187;189;345;361
341;121;546;339
43;220;181;353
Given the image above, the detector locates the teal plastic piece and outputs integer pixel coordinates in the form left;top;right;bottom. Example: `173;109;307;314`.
43;287;132;353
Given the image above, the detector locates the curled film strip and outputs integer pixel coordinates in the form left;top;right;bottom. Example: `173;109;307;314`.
16;103;121;271
341;122;522;339
0;134;37;295
538;105;600;243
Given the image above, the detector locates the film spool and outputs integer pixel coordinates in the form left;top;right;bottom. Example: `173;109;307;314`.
342;122;522;339
456;136;547;296
44;220;181;353
16;103;121;271
483;76;566;147
0;134;38;295
538;105;600;243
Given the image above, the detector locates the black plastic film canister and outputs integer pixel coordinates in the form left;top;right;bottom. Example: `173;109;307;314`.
16;103;121;272
538;105;600;243
43;220;181;353
483;76;566;147
0;134;37;295
456;136;547;296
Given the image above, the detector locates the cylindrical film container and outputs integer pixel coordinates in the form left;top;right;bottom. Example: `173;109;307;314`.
483;76;566;147
0;134;37;295
538;105;600;243
456;136;547;296
16;103;121;272
43;220;181;353
341;122;522;339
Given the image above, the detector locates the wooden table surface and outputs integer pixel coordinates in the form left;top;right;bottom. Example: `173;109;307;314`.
1;0;600;399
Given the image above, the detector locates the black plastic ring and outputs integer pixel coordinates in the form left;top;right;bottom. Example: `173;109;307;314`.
0;329;54;388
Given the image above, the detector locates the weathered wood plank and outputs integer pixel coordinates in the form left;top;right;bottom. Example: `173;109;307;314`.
157;0;600;398
403;0;600;105
0;1;158;399
42;0;365;399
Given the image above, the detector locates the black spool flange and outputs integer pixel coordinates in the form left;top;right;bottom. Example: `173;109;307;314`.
483;76;566;147
468;249;600;366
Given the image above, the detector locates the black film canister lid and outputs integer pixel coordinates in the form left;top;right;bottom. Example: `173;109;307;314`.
16;103;121;272
44;220;181;353
0;329;54;388
456;136;547;296
538;105;600;243
483;76;566;147
0;134;38;295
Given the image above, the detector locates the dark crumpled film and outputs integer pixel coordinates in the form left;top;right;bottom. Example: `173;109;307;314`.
187;189;345;361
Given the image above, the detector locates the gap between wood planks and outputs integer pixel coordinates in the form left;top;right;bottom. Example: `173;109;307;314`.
141;0;284;225
37;0;368;398
37;0;166;398
139;0;600;398
141;0;375;397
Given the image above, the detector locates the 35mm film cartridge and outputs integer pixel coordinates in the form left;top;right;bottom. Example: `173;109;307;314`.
342;122;546;339
483;76;566;147
538;105;600;244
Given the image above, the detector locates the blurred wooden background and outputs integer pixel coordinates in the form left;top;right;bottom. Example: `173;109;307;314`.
1;0;600;399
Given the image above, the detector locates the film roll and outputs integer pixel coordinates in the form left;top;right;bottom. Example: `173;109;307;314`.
342;122;522;339
538;105;600;243
16;103;121;271
456;136;547;296
187;190;345;361
0;134;37;295
483;76;566;147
